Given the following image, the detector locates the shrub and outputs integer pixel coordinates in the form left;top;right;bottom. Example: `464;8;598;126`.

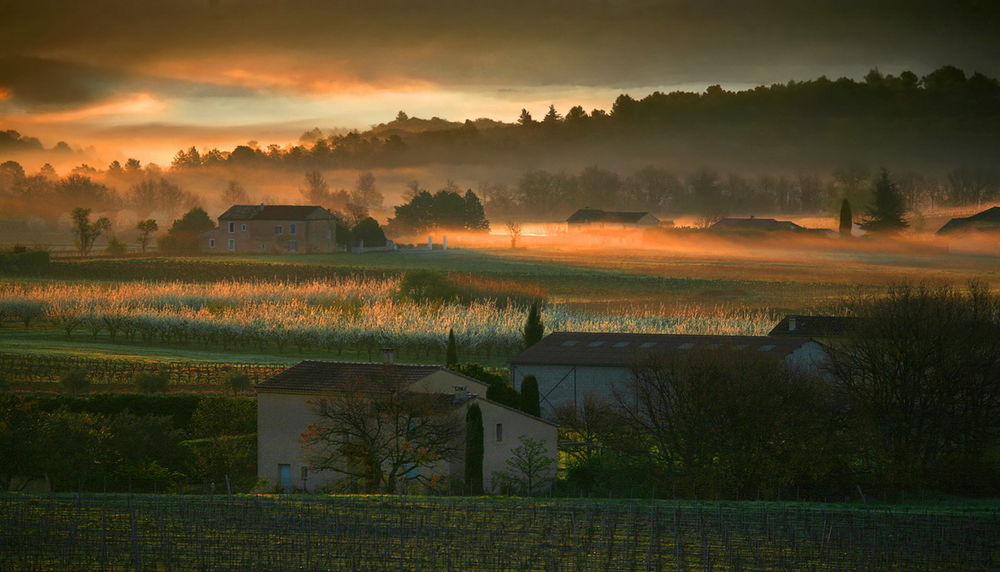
106;236;128;257
224;372;252;394
188;397;256;438
134;372;170;394
61;368;91;396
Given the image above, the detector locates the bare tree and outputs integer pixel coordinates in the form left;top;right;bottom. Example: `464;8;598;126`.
826;282;1000;489
301;390;463;493
505;221;522;248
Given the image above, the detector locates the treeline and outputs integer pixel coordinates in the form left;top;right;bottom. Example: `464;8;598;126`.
159;65;1000;173
556;284;1000;500
0;394;258;493
482;164;1000;221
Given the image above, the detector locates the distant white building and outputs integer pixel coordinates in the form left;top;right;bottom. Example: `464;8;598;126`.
509;332;828;416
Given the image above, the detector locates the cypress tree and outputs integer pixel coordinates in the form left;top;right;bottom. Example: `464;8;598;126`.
464;403;484;495
446;328;458;368
523;300;544;349
839;198;853;238
519;375;541;417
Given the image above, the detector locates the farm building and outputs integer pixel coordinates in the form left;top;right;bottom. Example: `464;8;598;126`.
509;332;828;416
256;357;557;493
566;209;660;230
199;204;338;254
709;217;807;233
936;206;1000;235
767;315;858;338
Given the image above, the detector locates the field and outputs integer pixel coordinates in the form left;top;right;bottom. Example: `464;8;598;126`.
2;239;998;388
2;494;997;570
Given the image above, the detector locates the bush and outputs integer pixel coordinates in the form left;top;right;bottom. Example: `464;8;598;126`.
188;397;256;438
61;368;91;396
134;372;170;394
0;248;50;272
224;372;252;394
106;237;128;257
397;270;459;303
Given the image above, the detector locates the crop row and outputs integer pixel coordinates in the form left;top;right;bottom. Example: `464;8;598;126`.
2;494;997;571
0;352;286;386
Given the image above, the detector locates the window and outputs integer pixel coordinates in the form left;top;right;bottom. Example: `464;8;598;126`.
587;341;604;347
495;423;503;442
208;238;216;249
228;222;235;233
288;239;298;252
289;223;297;235
274;225;283;234
240;223;247;232
300;466;309;481
227;238;235;251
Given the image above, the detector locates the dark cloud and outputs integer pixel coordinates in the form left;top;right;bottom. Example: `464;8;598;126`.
2;1;999;109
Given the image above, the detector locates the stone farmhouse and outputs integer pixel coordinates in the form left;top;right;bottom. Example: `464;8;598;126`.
256;357;557;493
199;204;338;254
566;209;660;230
509;331;828;416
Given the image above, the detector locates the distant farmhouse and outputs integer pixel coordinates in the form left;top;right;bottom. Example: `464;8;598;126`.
709;217;832;235
936;206;1000;235
566;209;660;230
256;357;557;493
200;204;338;254
509;331;827;416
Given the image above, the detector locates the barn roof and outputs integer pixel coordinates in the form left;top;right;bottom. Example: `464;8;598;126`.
767;315;858;337
219;205;334;221
710;217;805;232
256;361;445;393
936;206;1000;234
566;209;656;224
510;332;814;368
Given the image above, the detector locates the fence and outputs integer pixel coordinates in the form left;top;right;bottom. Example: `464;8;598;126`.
1;494;997;570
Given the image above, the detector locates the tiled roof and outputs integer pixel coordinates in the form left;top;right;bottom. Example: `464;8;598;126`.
567;209;656;224
219;205;334;221
509;332;812;367
710;218;804;232
767;315;858;337
256;361;444;393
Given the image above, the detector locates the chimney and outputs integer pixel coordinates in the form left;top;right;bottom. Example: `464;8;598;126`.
381;348;396;365
788;316;797;332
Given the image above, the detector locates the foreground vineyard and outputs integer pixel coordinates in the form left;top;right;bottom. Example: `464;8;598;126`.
0;279;780;363
2;494;996;570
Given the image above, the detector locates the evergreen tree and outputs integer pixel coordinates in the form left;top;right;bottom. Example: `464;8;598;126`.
462;190;490;231
519;375;541;417
860;169;909;234
464;403;484;495
523;300;544;349
839;198;853;238
446;328;458;368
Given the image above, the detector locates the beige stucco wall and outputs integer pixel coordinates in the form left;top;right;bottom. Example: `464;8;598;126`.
410;370;488;397
257;377;558;494
201;217;337;254
472;398;559;493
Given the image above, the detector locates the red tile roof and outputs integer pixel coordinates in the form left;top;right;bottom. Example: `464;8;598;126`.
256;361;444;393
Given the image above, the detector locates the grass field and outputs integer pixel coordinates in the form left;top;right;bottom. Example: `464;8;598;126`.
2;494;997;570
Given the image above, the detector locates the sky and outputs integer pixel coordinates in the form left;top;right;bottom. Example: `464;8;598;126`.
2;0;999;165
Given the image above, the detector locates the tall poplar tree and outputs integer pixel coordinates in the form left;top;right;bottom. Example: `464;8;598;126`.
839;198;853;238
446;328;458;368
523;300;544;349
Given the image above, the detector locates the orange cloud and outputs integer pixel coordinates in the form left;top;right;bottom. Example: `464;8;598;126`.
12;93;166;124
0;87;11;100
146;57;435;96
